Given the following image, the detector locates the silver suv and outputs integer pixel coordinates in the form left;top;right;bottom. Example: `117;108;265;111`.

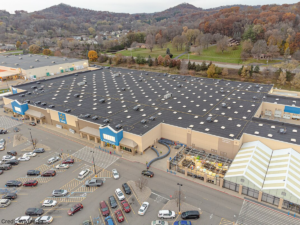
52;189;68;197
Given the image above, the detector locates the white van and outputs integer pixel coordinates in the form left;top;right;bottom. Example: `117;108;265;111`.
78;169;90;179
0;199;11;207
157;210;175;219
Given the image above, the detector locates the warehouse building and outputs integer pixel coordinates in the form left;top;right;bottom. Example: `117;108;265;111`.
0;54;88;81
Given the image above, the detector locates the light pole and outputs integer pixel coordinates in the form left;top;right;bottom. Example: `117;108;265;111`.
28;128;35;150
177;183;183;214
90;150;97;177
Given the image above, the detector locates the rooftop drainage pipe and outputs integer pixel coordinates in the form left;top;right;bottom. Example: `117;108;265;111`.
147;139;171;169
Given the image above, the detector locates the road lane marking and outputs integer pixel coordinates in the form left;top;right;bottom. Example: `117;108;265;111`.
99;208;105;225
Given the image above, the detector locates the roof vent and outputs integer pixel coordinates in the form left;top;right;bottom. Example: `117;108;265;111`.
206;117;213;123
14;63;19;66
141;119;147;124
35;59;39;62
30;66;34;68
279;128;287;134
133;106;139;111
52;61;56;64
115;124;122;130
149;116;155;121
19;57;22;59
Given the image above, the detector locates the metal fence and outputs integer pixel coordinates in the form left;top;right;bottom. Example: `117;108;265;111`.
223;180;239;192
261;193;280;206
242;186;259;200
283;201;300;214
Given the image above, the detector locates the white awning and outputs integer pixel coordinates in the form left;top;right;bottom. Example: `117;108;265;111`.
119;138;138;149
4;104;12;109
25;109;45;118
80;127;99;137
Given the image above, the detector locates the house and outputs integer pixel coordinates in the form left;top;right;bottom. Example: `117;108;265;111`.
135;43;149;49
228;38;240;47
253;53;272;60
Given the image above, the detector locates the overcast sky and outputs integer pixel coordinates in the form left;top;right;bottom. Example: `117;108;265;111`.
1;0;298;14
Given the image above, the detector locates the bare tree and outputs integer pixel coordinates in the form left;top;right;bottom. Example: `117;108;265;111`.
267;45;279;60
251;40;267;59
201;33;212;49
277;71;287;86
157;37;167;49
291;73;300;89
293;50;300;61
146;34;155;52
216;37;229;53
194;46;202;55
172;35;180;51
213;33;223;43
180;59;188;75
135;176;148;191
15;134;22;141
173;189;185;207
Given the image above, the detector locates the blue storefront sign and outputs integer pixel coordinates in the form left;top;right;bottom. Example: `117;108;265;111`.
11;100;28;115
99;125;123;146
58;112;67;124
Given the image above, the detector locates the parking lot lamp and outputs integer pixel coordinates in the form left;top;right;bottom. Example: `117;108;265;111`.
90;151;97;177
177;183;183;214
28;128;35;150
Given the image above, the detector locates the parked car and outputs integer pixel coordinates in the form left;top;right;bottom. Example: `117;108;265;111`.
56;164;69;169
82;220;92;225
78;169;90;179
141;170;154;177
15;216;33;224
0;145;5;151
35;216;54;224
121;200;131;213
18;156;30;161
151;221;168;225
6;180;22;187
112;169;119;179
122;183;131;195
52;190;68;197
174;221;192;225
0;139;5;145
0;170;3;175
41;170;56;177
138;202;149;215
7;151;17;156
181;211;200;220
99;201;110;217
0;164;12;170
27;170;40;176
85;178;103;187
0;199;11;208
25;208;44;216
115;188;125;201
108;196;117;208
2;155;15;161
0;130;7;134
62;158;74;164
2;193;17;200
13;127;20;132
42;200;57;207
33;148;45;153
114;209;124;223
23;180;38;187
29;122;36;126
68;203;83;216
23;152;36;157
6;159;19;165
47;156;60;164
158;210;175;219
105;216;114;225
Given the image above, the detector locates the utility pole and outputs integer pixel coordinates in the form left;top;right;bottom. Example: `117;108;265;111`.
90;151;97;177
177;183;183;214
28;128;35;150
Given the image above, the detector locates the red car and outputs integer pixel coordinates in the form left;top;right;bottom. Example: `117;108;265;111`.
41;170;56;177
115;209;124;223
100;201;110;217
62;158;74;164
121;200;131;213
23;180;38;187
68;203;83;216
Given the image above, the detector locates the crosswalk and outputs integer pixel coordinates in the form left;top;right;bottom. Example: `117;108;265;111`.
0;116;23;130
40;197;86;203
236;199;300;225
72;146;119;169
219;218;235;225
16;177;53;184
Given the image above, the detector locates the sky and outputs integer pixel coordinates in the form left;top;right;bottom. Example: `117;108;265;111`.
1;0;299;14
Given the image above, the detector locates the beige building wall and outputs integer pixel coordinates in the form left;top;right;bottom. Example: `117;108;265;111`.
21;60;88;78
3;97;13;105
49;109;78;127
123;132;143;153
140;123;162;152
270;89;300;98
254;103;263;117
161;124;187;144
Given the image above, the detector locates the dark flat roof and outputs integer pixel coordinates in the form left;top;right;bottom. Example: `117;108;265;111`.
264;94;300;107
0;54;83;70
9;68;276;139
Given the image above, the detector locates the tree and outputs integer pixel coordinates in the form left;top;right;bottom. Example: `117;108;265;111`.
268;45;279;59
135;176;148;191
88;50;98;62
16;41;21;49
21;41;28;50
194;46;202;56
88;27;95;35
29;44;42;54
188;61;192;70
146;34;155;52
238;66;244;76
148;55;153;67
157;55;164;65
284;47;290;61
166;48;170;55
251;40;267;59
200;61;207;71
222;68;228;77
42;49;51;55
180;59;188;75
291;73;300;89
254;65;260;73
277;71;287;86
108;57;112;65
154;58;158;66
207;64;216;78
54;50;62;57
216;37;228;53
242;25;256;42
195;64;201;72
113;53;123;65
293;50;300;61
157;37;167;49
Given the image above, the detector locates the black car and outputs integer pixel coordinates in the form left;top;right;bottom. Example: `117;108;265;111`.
6;180;22;187
2;193;17;200
141;170;154;177
33;148;45;153
122;183;132;195
0;130;7;134
6;159;19;165
181;211;200;220
25;208;44;216
7;151;17;156
27;170;40;176
108;195;117;208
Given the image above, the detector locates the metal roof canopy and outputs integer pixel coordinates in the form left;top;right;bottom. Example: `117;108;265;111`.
79;127;100;137
25;109;45;118
119;137;137;149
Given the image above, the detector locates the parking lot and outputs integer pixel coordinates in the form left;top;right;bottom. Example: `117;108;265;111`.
0;117;242;225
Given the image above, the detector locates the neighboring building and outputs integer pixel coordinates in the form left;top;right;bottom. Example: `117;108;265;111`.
0;54;88;81
228;38;240;47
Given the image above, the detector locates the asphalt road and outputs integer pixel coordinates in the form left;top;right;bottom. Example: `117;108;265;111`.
0;121;243;225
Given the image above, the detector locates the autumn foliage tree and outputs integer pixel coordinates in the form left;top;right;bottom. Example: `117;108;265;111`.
88;50;98;62
43;49;51;55
16;41;21;49
21;41;28;50
29;44;42;54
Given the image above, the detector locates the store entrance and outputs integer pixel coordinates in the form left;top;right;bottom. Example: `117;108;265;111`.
105;142;116;149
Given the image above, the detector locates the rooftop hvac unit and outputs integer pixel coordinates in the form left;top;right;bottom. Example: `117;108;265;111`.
164;93;172;99
52;61;56;64
30;66;34;68
35;59;39;62
14;63;19;66
77;81;87;86
19;57;22;59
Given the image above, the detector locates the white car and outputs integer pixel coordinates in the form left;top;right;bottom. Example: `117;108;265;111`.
138;202;149;215
112;169;119;179
47;156;60;164
78;169;90;179
42;200;57;207
158;210;175;219
15;216;33;224
56;164;69;169
18;157;30;161
115;188;125;201
151;221;168;225
2;155;15;161
23;152;36;157
35;216;53;224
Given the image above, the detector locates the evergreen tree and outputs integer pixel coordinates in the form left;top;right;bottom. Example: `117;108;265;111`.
192;62;196;70
154;58;158;66
164;59;168;67
169;60;173;68
148;55;153;67
195;64;201;72
188;60;192;70
254;65;260;73
166;48;170;55
238;66;244;76
200;61;207;71
250;65;254;77
108;57;112;65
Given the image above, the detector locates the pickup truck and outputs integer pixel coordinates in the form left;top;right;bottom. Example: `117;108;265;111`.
85;178;103;187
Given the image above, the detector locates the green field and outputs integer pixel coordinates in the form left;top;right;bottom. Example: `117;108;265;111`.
120;43;185;58
179;45;243;64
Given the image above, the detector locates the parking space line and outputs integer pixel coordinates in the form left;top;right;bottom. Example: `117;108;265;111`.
72;164;87;173
170;214;180;224
127;183;141;206
90;216;93;225
60;178;82;192
107;200;119;224
99;208;105;225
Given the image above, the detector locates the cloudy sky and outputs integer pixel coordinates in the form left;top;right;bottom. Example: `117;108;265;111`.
1;0;298;14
